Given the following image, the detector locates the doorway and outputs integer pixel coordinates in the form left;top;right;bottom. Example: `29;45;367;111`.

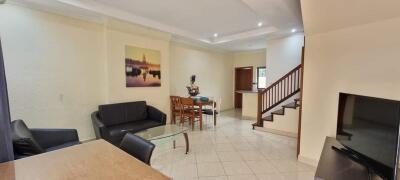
234;66;253;108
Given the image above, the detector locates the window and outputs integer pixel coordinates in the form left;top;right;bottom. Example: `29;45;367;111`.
257;66;266;89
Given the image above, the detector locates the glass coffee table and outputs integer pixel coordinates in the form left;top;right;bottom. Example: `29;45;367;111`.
134;125;190;154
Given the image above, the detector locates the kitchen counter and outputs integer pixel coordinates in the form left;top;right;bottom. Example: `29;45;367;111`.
236;90;259;119
236;90;259;94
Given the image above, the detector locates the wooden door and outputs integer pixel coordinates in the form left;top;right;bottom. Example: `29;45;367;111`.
234;67;253;108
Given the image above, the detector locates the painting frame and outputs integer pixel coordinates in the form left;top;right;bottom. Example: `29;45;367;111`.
125;45;161;87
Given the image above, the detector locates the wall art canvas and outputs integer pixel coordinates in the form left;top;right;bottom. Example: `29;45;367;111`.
125;45;161;87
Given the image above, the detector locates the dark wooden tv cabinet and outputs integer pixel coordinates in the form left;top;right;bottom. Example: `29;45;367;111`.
315;137;383;180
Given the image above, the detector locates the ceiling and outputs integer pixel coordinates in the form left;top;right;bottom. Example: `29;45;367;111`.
301;0;400;35
9;0;303;51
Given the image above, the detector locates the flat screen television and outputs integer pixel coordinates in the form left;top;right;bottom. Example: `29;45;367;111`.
336;93;400;180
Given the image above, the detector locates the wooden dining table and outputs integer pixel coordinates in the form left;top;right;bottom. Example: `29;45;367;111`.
0;140;171;180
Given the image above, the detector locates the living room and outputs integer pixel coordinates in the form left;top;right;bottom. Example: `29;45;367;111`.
1;0;400;180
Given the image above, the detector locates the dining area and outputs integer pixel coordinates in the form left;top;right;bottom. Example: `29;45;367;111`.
169;95;221;131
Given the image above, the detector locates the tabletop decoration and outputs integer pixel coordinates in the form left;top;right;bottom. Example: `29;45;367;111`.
186;75;199;97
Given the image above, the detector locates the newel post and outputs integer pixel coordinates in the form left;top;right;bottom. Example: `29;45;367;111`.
256;91;263;128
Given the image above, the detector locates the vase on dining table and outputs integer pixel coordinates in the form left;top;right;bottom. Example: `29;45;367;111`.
186;75;199;97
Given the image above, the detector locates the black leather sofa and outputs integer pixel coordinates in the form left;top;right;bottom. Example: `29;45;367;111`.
11;119;80;159
91;101;166;145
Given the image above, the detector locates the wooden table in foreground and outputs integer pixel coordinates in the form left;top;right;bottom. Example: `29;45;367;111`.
0;140;171;180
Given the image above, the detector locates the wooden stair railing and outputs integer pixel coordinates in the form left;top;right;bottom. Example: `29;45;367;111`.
254;64;302;128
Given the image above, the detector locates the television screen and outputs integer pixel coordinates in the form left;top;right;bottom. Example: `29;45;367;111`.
337;93;400;180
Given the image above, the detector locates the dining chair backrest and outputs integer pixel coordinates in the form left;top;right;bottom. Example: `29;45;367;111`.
209;96;222;115
170;96;181;111
180;97;194;108
119;133;155;165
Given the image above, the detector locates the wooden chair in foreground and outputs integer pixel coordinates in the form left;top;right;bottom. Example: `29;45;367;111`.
180;97;202;130
170;96;182;124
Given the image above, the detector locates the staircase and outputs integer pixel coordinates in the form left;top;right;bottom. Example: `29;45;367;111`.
262;98;300;122
253;64;302;129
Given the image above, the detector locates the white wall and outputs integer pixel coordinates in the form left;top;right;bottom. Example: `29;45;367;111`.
233;50;266;87
105;19;171;117
0;5;173;141
261;35;303;116
170;42;234;110
266;34;304;86
264;108;299;136
0;5;107;140
299;16;400;165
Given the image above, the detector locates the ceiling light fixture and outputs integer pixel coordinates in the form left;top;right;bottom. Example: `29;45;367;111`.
213;33;218;37
257;22;263;27
291;28;297;33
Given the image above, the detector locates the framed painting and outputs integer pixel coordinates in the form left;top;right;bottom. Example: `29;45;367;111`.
125;45;161;87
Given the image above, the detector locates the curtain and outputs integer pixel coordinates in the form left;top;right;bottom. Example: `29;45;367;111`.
0;39;14;162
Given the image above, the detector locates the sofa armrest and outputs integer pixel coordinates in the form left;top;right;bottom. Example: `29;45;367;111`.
91;111;108;140
30;128;79;149
147;105;166;124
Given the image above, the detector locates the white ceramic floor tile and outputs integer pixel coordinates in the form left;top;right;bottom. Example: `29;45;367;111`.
282;171;315;180
217;151;243;162
246;160;279;174
228;174;258;180
214;143;235;152
238;150;265;161
196;151;220;163
198;176;229;180
222;161;253;175
172;163;198;179
150;110;317;180
197;162;226;177
255;173;287;180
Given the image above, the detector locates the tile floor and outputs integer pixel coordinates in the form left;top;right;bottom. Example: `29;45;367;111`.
151;110;316;180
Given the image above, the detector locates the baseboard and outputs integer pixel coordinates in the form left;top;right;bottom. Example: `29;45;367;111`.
298;154;319;167
255;126;297;138
81;138;96;143
241;115;257;120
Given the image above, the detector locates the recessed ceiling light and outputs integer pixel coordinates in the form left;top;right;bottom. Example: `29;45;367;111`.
257;22;263;27
213;33;218;37
291;28;297;33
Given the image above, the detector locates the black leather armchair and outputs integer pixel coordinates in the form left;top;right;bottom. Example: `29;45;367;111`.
11;119;80;159
120;133;155;165
92;101;166;146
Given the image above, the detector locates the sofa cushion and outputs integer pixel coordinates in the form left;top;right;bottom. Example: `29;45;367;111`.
125;101;148;122
98;103;127;126
108;120;162;138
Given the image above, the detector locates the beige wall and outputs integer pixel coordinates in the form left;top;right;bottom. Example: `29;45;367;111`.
0;4;237;141
0;5;107;141
299;17;400;165
233;50;266;87
266;34;304;86
0;5;173;141
105;19;171;118
170;42;234;110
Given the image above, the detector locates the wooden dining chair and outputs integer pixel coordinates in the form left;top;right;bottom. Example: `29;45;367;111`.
170;96;182;124
202;97;221;126
180;97;202;130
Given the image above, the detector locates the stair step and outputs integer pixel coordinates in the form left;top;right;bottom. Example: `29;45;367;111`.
262;115;273;121
271;109;284;115
283;102;299;109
